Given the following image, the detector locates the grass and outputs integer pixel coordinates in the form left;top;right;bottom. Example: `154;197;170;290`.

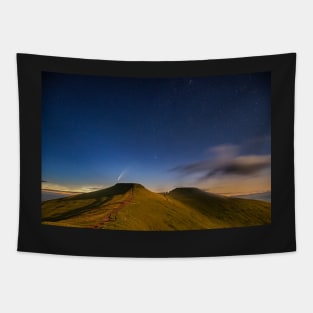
42;183;271;231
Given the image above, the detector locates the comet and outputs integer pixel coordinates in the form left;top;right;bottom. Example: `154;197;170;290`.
117;169;128;182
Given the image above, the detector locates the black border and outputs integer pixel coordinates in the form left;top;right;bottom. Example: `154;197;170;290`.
17;53;296;257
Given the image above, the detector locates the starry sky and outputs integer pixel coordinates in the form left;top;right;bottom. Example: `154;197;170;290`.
42;71;271;196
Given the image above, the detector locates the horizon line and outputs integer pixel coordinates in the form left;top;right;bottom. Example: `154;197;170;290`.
41;184;271;198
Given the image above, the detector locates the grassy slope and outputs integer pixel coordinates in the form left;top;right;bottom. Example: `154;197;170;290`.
42;183;271;230
168;188;271;228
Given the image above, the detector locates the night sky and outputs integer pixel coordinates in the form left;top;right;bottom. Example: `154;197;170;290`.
42;71;271;196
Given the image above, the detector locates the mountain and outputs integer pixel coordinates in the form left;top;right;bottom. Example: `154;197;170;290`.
42;183;271;230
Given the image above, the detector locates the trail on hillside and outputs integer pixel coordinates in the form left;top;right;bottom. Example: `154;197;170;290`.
93;187;134;228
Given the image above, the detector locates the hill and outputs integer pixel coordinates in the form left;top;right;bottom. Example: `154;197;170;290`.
42;183;271;230
168;188;270;228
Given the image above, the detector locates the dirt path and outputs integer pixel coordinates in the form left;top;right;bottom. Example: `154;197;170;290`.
93;187;134;228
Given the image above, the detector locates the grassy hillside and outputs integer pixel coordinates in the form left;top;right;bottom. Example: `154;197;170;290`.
42;183;271;230
168;188;270;228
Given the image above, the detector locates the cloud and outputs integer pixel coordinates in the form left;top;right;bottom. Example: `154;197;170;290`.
173;143;239;175
172;159;211;174
41;182;107;193
79;185;106;192
208;144;239;158
201;155;271;179
171;142;271;181
241;135;271;155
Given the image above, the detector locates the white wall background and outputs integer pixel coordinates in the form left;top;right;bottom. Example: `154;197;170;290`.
0;1;312;312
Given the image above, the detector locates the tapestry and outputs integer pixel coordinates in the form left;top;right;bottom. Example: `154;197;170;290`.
17;53;296;257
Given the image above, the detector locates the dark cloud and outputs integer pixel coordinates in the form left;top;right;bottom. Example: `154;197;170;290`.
202;155;271;179
172;143;238;175
172;160;211;174
41;180;47;182
172;154;271;181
